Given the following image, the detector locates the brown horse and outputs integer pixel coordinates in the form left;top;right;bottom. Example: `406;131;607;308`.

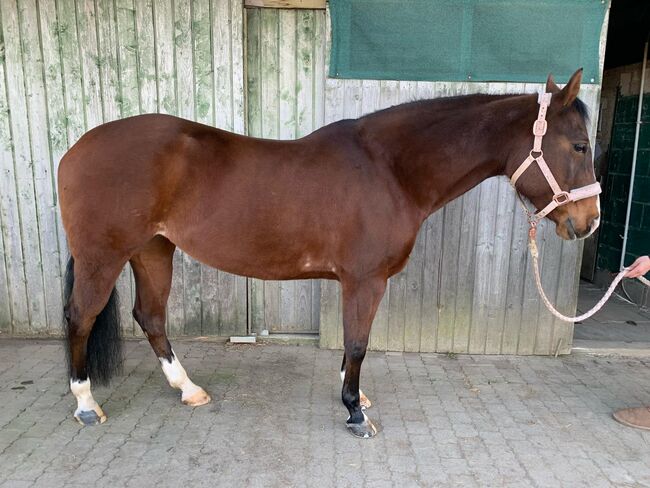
58;69;599;437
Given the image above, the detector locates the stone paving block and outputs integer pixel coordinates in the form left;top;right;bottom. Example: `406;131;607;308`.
2;339;650;486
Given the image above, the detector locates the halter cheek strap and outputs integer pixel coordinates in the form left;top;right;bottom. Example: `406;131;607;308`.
510;92;602;221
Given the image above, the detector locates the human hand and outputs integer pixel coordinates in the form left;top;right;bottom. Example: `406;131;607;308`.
626;256;650;278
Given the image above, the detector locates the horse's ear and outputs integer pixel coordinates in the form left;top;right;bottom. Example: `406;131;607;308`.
558;68;583;107
545;74;560;94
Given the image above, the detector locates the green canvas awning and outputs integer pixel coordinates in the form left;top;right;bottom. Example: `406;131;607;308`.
329;0;608;83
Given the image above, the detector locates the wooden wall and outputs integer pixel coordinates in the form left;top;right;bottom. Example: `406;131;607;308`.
245;8;605;354
0;0;247;337
1;1;607;355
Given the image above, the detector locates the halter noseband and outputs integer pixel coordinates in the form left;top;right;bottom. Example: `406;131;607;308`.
510;92;602;223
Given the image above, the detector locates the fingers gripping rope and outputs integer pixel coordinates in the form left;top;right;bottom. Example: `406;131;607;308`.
528;226;649;323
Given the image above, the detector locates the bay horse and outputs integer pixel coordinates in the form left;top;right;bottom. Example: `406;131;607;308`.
58;69;599;437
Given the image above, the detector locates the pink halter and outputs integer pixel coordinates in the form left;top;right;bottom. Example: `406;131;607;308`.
510;92;602;221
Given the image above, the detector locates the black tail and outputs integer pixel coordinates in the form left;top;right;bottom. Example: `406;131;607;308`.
64;257;123;385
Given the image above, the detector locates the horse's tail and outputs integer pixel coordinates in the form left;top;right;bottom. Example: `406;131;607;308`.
63;256;123;385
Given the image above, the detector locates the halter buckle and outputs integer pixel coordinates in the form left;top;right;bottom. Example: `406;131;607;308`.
529;149;543;160
533;119;547;136
553;192;570;205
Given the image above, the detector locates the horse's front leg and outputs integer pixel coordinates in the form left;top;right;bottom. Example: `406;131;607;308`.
340;355;372;410
340;276;387;438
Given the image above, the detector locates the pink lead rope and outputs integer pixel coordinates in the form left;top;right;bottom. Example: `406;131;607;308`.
512;93;649;323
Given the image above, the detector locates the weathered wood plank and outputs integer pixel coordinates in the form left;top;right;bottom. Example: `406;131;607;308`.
483;179;516;354
0;33;24;332
246;8;271;333
115;0;142;336
18;0;65;333
193;0;213;125
194;0;220;336
134;0;157;113
53;0;85;331
153;0;185;336
1;0;48;332
419;212;444;352
76;0;103;127
153;0;175;115
0;224;10;332
452;188;479;353
38;0;70;283
319;279;340;349
259;8;279;135
403;226;426;352
246;8;263;137
469;178;498;354
294;9;318;332
359;81;388;350
518;230;545;355
553;240;582;354
436;203;461;352
318;22;344;347
533;217;563;355
231;0;246;135
275;8;301;332
312;10;326;128
93;0;136;334
116;0;140;118
214;0;232;131
170;0;201;335
0;27;18;362
57;0;85;144
209;0;247;336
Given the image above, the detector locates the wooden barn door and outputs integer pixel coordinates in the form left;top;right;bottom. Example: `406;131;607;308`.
245;8;327;334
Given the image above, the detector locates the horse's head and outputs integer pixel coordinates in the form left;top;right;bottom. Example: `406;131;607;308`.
509;68;600;241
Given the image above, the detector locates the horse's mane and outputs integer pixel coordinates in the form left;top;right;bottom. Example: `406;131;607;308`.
361;92;589;123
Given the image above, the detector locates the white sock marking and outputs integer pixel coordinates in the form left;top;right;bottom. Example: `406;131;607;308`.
70;378;102;416
159;350;203;401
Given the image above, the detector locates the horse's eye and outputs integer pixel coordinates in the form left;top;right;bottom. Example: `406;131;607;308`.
573;143;587;154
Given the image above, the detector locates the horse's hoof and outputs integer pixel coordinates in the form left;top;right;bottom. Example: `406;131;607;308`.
346;414;378;438
360;391;372;410
74;409;106;426
182;388;211;407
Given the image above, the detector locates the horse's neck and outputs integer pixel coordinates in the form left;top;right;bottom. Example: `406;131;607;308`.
361;94;535;217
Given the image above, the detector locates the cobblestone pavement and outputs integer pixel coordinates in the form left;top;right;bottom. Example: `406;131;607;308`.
2;339;650;487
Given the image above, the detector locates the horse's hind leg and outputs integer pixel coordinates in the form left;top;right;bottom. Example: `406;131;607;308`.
130;236;210;407
340;354;372;409
65;256;126;426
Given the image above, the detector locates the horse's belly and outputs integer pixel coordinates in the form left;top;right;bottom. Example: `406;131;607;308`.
161;227;336;281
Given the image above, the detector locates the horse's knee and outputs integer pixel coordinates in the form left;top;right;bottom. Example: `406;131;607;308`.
345;341;367;363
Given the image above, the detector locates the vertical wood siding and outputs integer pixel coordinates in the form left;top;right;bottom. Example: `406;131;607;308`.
246;8;326;334
0;0;246;336
2;2;606;355
246;8;604;354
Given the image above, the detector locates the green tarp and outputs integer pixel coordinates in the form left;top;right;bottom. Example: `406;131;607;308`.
329;0;607;83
